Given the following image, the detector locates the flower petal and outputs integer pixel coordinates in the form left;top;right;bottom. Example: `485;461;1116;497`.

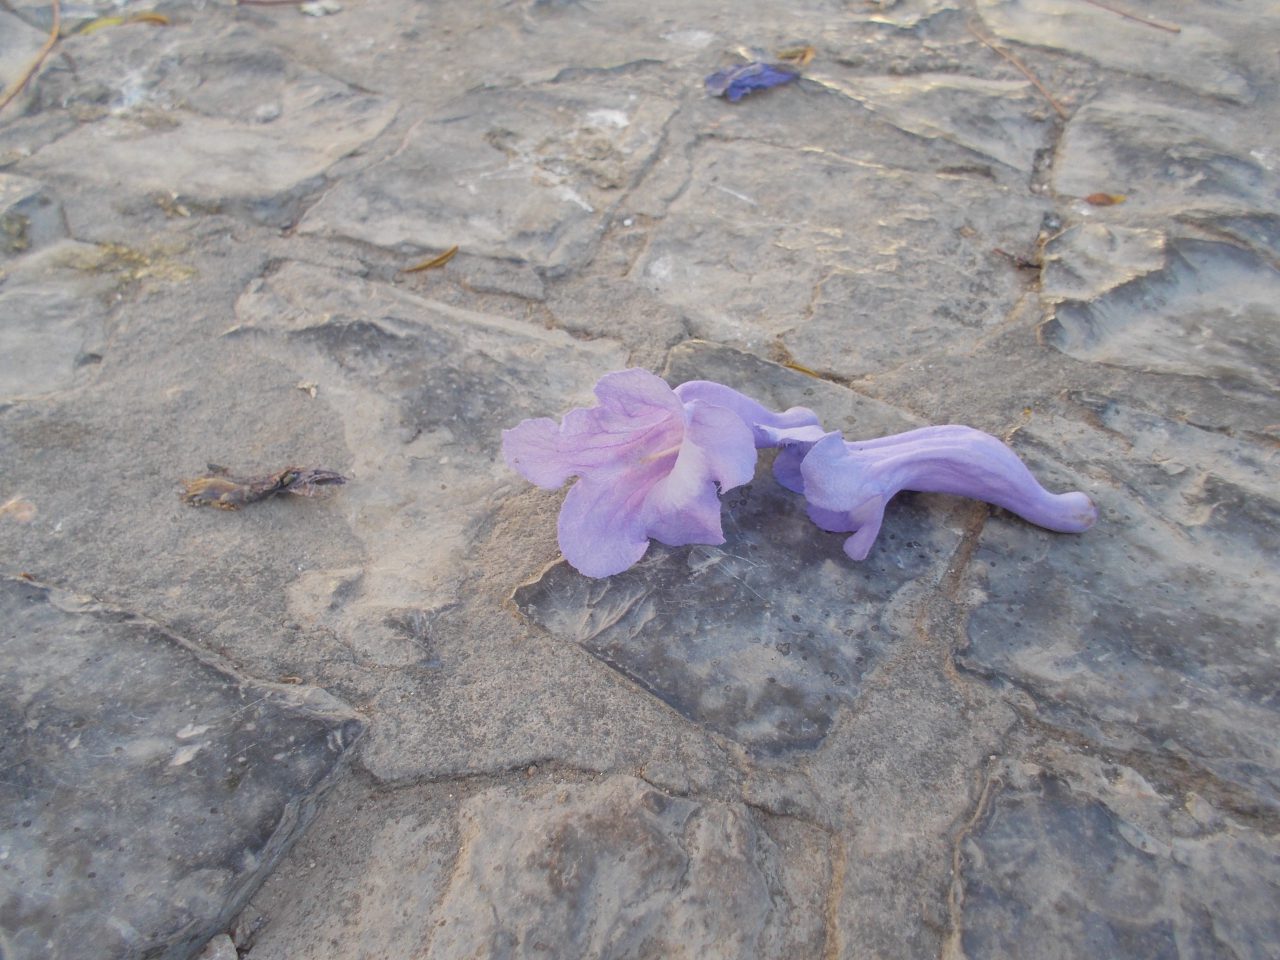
644;479;726;547
772;446;807;494
682;400;757;491
798;432;873;513
502;418;577;489
557;479;652;577
502;369;685;489
805;503;857;533
842;507;886;561
676;382;821;448
761;424;827;493
634;398;760;548
594;368;683;419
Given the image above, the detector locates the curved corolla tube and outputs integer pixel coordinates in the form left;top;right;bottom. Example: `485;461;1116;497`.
765;424;1097;561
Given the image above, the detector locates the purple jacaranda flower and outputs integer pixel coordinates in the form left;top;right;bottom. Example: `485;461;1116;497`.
705;62;799;102
503;370;819;578
764;424;1098;561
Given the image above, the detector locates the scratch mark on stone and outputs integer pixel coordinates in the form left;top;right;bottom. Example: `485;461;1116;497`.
712;184;758;206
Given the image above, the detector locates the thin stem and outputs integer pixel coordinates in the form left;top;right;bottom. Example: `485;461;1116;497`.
966;22;1069;120
1080;0;1181;34
0;0;61;115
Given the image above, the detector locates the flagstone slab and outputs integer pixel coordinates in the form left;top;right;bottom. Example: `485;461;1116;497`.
0;576;362;960
976;0;1252;103
1045;238;1280;396
959;402;1280;811
426;776;830;959
956;759;1280;959
0;173;64;259
0;241;118;401
298;84;676;270
633;136;1046;374
18;25;396;221
1052;94;1280;219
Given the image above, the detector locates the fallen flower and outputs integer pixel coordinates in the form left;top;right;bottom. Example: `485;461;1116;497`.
503;370;816;577
705;62;799;102
766;424;1097;560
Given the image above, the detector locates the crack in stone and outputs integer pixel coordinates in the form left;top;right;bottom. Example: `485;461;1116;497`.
942;756;1004;960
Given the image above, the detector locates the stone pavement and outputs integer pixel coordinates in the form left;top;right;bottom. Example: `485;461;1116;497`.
1;0;1277;957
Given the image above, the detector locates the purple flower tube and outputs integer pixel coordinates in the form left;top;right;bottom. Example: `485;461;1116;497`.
766;424;1098;561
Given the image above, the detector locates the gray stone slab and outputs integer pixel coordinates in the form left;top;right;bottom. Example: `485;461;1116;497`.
632;135;1046;374
298;83;676;270
959;402;1280;810
806;71;1053;174
425;776;830;959
1045;238;1279;396
237;778;457;960
977;0;1252;102
231;259;627;621
1052;94;1280;219
0;576;362;960
0;10;47;117
18;25;397;222
0;240;118;401
1039;222;1167;304
515;476;958;752
0;173;64;259
956;758;1280;959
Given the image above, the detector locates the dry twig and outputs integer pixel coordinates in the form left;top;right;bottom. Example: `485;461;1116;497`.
403;244;459;273
1080;0;1181;34
967;22;1069;120
0;0;61;115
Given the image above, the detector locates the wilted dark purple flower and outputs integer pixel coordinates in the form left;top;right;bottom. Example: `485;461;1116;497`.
503;370;815;578
705;62;799;102
765;424;1098;560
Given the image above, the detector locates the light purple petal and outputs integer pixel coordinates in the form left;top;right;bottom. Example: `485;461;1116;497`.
772;446;807;494
640;411;746;547
805;503;859;533
644;478;726;547
761;423;827;493
798;433;871;513
502;418;576;490
595;368;683;420
501;369;684;489
557;479;652;577
842;510;886;561
675;382;820;448
682;400;757;491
